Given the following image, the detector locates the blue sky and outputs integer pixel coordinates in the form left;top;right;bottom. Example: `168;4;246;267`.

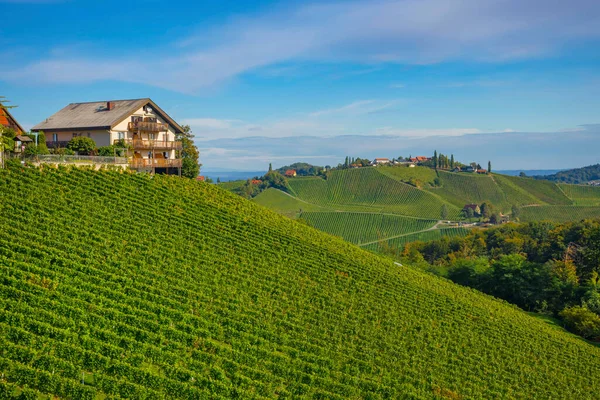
2;0;600;170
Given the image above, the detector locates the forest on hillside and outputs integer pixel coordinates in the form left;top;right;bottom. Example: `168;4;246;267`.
398;219;600;341
534;164;600;184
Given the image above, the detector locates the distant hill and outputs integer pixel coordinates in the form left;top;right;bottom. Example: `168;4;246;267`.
202;170;265;182
533;163;600;184
234;166;600;251
497;169;565;176
1;166;600;398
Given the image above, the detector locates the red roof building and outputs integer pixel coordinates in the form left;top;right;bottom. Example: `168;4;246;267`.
285;170;297;177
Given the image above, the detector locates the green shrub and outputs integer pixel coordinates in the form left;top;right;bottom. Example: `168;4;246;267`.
559;306;600;340
67;137;96;155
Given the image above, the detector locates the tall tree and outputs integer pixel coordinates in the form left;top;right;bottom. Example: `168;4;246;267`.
268;163;272;172
450;154;455;168
488;160;492;173
433;150;438;170
177;124;201;179
441;204;449;220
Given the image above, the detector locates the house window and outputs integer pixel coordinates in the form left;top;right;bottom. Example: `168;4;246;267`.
117;132;125;140
72;132;79;138
149;133;156;140
52;133;58;142
87;132;91;138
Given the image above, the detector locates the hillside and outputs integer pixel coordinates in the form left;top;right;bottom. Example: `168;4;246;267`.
240;167;600;252
533;163;600;184
2;166;600;398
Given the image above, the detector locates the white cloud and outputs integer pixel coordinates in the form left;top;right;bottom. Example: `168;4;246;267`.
3;0;600;92
389;83;406;89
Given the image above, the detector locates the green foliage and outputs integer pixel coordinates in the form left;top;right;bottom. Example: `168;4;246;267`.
97;145;126;157
535;163;600;184
1;167;600;398
441;204;448;220
559;306;600;340
67;137;96;155
177;124;201;179
276;162;323;177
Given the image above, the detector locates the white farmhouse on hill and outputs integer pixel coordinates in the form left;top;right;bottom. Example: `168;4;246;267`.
32;98;184;174
372;158;390;166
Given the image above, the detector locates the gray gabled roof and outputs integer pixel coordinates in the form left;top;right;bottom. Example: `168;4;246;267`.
32;98;184;133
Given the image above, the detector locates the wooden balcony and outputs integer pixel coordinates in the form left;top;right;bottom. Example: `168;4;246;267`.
131;158;182;169
115;139;182;150
128;121;168;132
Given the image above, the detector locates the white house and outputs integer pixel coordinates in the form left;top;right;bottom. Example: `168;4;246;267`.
32;98;184;174
372;158;391;166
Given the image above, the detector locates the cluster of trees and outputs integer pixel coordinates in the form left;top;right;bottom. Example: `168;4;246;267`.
237;170;290;199
420;150;491;173
399;219;600;340
459;201;515;224
275;162;324;177
534;164;600;184
336;156;371;169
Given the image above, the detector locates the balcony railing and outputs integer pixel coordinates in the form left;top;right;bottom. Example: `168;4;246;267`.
128;121;168;132
46;141;71;149
114;139;182;150
131;158;182;168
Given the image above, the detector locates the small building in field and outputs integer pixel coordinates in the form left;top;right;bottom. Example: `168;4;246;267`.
32;98;184;175
452;167;461;172
196;176;205;182
463;203;481;216
285;170;297;177
372;158;391;166
251;179;262;185
464;166;475;173
477;169;487;174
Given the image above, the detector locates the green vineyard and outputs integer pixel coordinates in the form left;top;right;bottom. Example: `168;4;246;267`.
519;205;600;222
1;166;600;398
559;183;600;205
288;168;460;219
300;212;437;245
432;171;509;211
253;188;325;218
363;227;470;253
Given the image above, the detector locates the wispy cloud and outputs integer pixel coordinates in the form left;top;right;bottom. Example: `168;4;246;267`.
389;83;406;89
197;125;600;170
3;0;600;93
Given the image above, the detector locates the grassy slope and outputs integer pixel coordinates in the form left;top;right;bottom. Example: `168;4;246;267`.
559;184;600;206
499;175;572;205
377;166;437;186
520;205;600;223
253;188;326;218
217;180;246;191
363;227;470;253
301;212;436;245
288;168;460;219
1;167;600;398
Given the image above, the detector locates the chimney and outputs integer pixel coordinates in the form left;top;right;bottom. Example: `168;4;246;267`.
107;101;114;111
